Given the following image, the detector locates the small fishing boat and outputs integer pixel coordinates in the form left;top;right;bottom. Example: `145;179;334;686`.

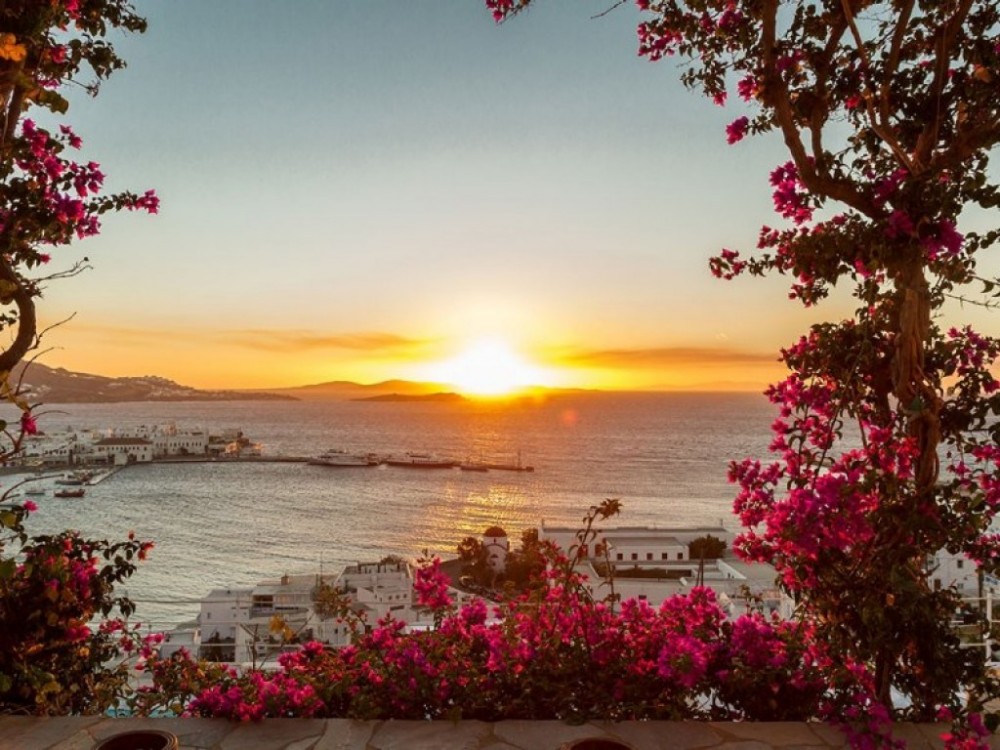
56;470;93;486
53;488;85;499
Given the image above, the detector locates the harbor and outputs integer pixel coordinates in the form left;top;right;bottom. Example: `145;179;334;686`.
4;419;537;475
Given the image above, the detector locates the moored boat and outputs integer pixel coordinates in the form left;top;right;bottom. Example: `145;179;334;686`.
56;470;93;486
54;488;85;499
485;451;534;472
385;452;456;469
308;449;379;468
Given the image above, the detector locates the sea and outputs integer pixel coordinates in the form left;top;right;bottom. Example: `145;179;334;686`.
8;392;776;629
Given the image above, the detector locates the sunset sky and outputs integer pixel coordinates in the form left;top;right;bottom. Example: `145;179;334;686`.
34;1;999;393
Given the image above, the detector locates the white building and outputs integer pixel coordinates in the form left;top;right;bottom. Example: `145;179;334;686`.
24;427;103;466
482;526;510;573
930;550;980;596
198;587;253;662
540;522;792;619
187;562;437;662
92;437;154;465
311;561;427;647
112;422;209;458
540;521;733;565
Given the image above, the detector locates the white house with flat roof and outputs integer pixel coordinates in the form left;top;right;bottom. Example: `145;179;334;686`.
92;437;153;465
930;550;979;596
540;521;792;618
183;561;436;662
311;561;427;647
198;587;253;662
540;521;732;564
112;422;209;457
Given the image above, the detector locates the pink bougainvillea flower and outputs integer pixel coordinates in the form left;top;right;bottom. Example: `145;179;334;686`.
737;75;759;101
726;116;749;144
20;412;38;435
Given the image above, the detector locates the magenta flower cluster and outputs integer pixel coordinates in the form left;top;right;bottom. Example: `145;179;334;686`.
12;120;157;249
140;548;837;723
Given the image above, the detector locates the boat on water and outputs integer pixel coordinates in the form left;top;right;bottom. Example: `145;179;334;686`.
53;488;85;499
459;461;489;472
23;488;47;496
308;449;379;468
385;452;456;469
484;451;534;472
55;470;94;486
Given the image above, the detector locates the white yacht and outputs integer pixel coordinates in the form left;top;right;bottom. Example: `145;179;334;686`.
307;449;379;468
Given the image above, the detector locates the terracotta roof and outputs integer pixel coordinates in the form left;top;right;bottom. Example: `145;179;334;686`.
94;437;153;446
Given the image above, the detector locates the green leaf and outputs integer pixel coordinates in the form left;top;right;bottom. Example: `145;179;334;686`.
0;557;14;580
35;88;69;114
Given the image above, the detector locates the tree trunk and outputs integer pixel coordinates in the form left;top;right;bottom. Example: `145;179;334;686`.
891;260;941;494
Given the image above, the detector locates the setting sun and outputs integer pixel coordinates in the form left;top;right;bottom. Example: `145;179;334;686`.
421;338;555;396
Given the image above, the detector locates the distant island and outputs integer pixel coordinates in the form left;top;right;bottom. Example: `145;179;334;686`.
12;363;296;404
353;392;466;403
261;378;458;401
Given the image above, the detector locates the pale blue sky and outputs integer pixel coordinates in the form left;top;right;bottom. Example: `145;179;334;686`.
35;1;997;390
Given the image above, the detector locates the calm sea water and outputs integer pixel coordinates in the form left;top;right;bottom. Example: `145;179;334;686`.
11;392;775;628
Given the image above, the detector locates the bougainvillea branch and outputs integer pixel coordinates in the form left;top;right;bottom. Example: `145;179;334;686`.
0;0;154;714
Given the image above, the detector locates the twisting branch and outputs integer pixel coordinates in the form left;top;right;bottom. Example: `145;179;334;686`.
881;0;915;126
913;0;975;170
0;259;37;374
809;15;850;167
839;0;915;172
761;0;876;216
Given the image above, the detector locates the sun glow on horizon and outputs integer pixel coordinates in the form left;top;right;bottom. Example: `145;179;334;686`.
420;338;558;396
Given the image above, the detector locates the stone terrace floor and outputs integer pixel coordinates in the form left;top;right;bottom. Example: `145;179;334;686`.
0;718;992;750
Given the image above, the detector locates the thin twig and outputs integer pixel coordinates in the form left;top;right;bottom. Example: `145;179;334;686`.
591;0;628;20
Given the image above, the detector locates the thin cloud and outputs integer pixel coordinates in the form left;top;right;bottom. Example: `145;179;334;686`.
558;346;778;368
54;323;433;354
54;323;196;347
226;330;430;353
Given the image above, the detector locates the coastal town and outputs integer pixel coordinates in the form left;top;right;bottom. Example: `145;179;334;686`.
157;522;986;669
12;422;263;469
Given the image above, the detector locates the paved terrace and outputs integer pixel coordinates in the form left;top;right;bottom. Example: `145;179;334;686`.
0;718;991;750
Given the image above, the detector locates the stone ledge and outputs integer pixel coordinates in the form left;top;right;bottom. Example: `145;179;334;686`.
0;718;992;750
